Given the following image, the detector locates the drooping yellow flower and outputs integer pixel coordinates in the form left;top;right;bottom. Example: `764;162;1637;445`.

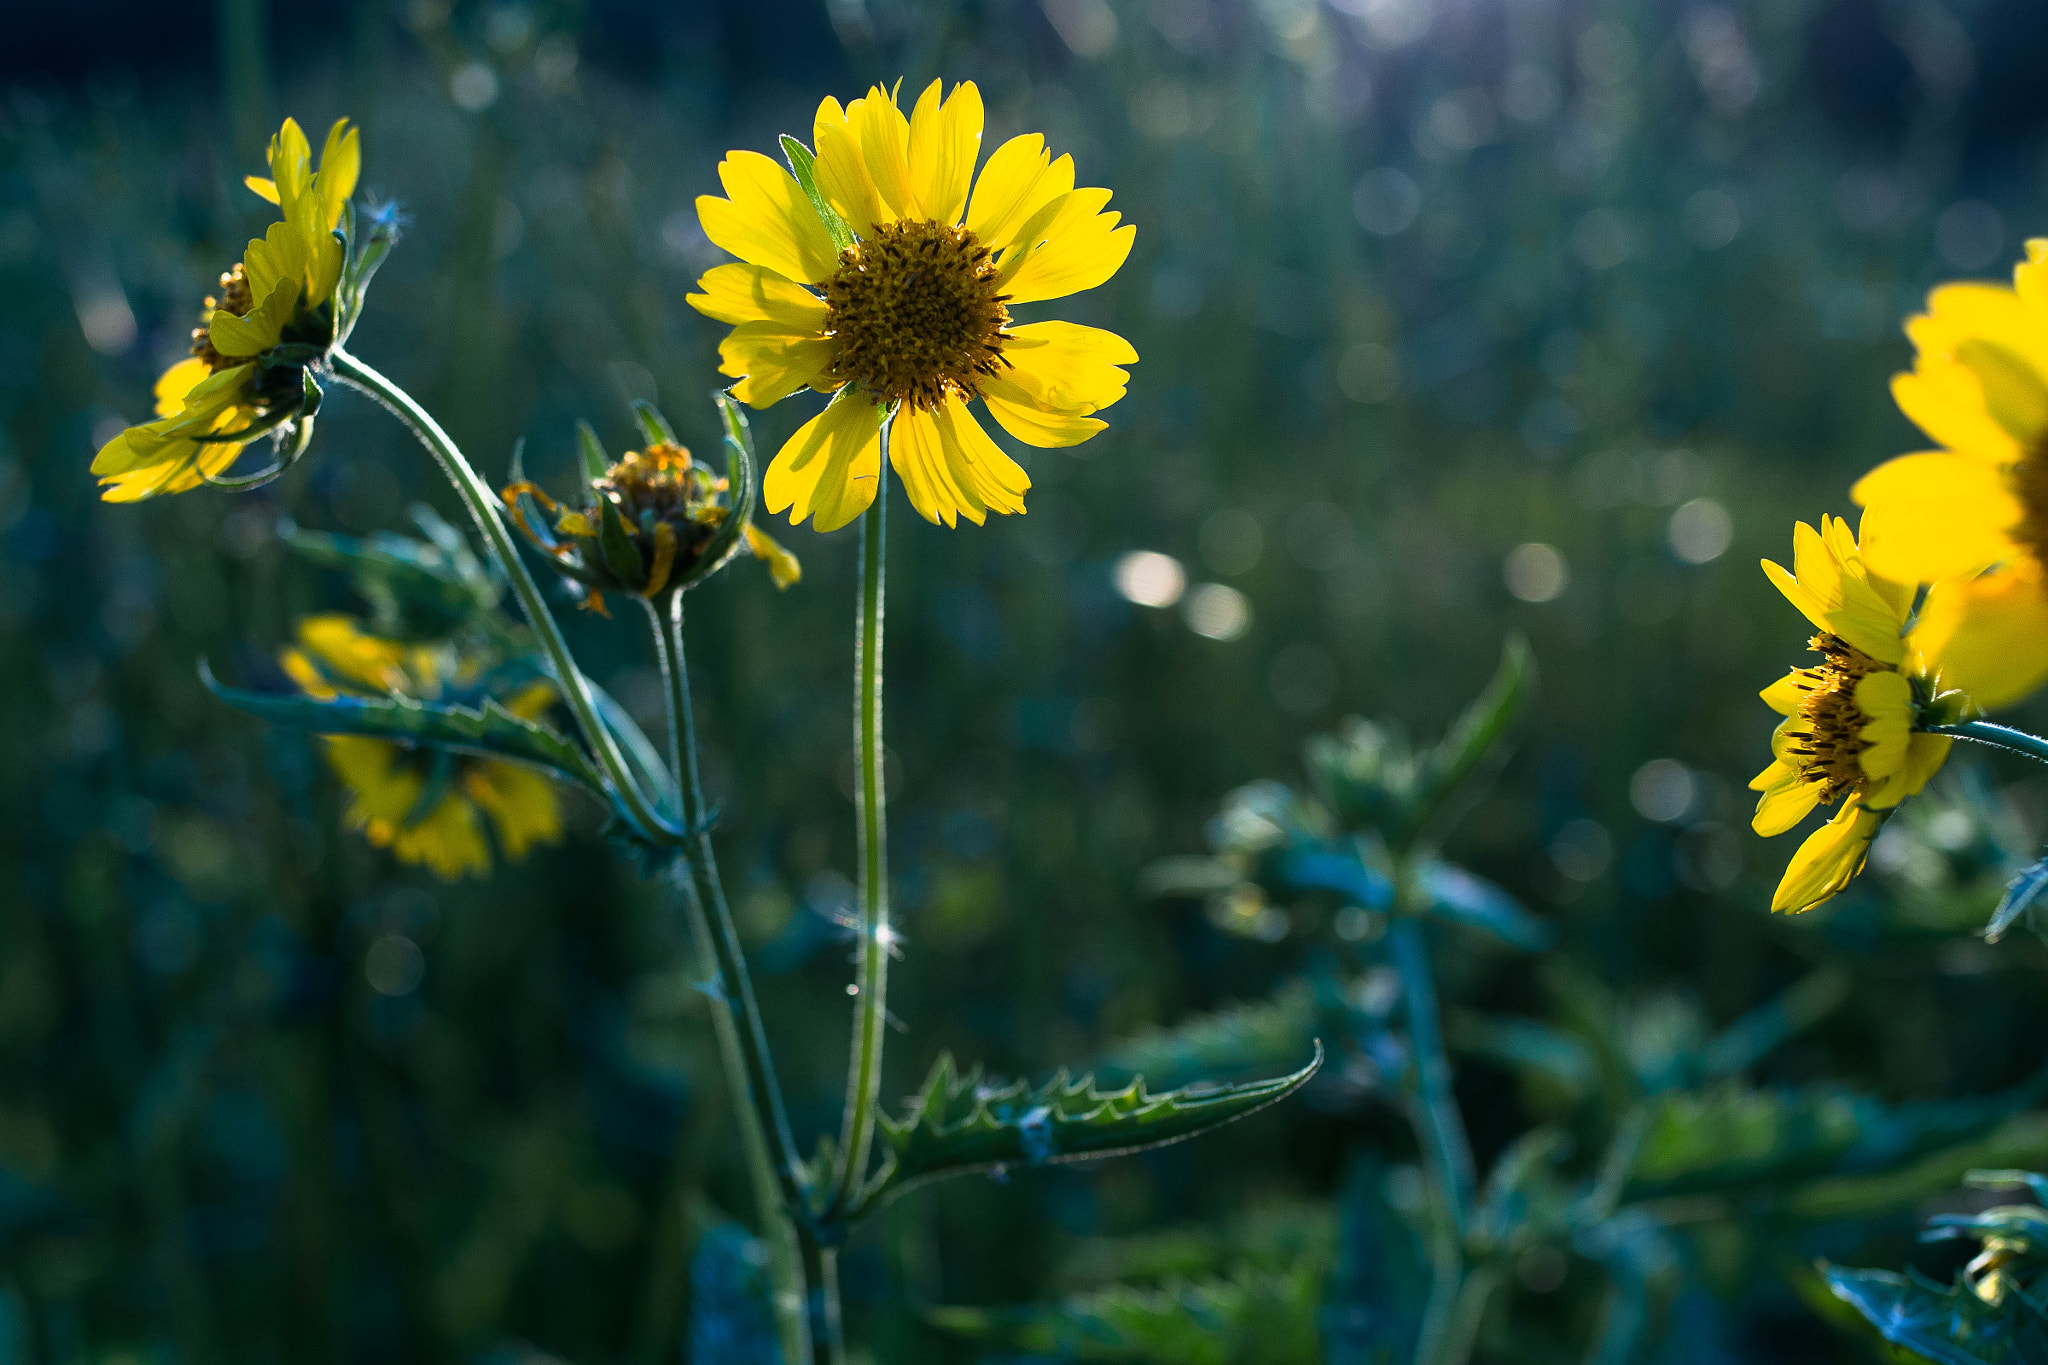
1750;517;1955;914
687;80;1138;532
93;117;360;501
1850;239;2048;709
282;615;563;880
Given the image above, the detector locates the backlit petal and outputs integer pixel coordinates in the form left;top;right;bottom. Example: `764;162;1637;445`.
1854;452;2021;581
764;391;886;532
1913;565;2048;711
966;136;1074;251
698;151;840;285
1753;781;1821;837
1771;799;1883;913
906;79;983;226
687;263;829;328
981;375;1109;447
717;322;840;409
997;187;1135;303
851;85;919;220
316;118;361;229
1000;321;1138;413
813;97;887;239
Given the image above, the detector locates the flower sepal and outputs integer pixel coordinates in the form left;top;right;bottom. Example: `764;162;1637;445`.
504;394;798;615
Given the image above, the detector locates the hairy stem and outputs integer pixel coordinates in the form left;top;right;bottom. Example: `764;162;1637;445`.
328;348;673;842
643;595;813;1364
1932;720;2048;768
835;467;891;1216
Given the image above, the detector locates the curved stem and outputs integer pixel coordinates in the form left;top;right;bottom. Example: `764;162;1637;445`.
644;595;809;1210
328;348;674;842
1390;918;1476;1234
834;468;891;1215
1932;720;2048;768
643;596;812;1365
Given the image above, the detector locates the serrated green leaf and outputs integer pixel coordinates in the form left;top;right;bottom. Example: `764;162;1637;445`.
866;1045;1322;1209
576;420;609;485
1098;983;1319;1091
1400;634;1533;847
200;660;603;794
631;400;678;448
1825;1267;2039;1365
927;1262;1322;1365
779;134;856;252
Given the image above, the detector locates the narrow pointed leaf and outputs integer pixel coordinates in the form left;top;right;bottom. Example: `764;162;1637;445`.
200;660;603;793
631;400;678;448
576;421;609;486
779;134;856;251
1987;853;2048;943
866;1045;1322;1208
1400;635;1533;847
598;497;647;585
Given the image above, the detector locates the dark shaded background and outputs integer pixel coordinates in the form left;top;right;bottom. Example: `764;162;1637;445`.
5;0;2048;1360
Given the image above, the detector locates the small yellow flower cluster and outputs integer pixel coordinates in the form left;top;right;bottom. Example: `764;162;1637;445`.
1755;243;2048;912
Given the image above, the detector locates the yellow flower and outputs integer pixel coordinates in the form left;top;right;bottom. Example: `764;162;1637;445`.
1850;239;2048;709
93;117;360;502
688;79;1138;532
1749;516;1954;913
282;615;563;880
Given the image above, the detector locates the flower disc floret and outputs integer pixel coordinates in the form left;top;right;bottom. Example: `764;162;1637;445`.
823;219;1010;410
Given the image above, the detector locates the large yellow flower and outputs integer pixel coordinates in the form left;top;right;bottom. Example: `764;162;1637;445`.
1750;517;1955;913
688;80;1138;532
93;117;359;502
282;616;563;880
1850;239;2048;709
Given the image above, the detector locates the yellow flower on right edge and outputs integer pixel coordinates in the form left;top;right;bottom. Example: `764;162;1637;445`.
1851;239;2048;710
1751;517;1957;914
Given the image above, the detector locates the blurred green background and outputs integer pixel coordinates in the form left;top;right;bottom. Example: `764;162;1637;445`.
7;0;2048;1360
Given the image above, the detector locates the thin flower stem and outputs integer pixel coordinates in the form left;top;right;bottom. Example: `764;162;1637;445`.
834;465;891;1216
1390;917;1477;1235
327;348;674;842
644;596;812;1363
1417;1262;1501;1365
1932;720;2048;768
644;595;810;1213
817;1246;847;1365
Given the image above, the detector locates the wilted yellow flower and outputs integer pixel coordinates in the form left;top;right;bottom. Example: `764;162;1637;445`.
283;615;562;880
92;117;360;501
1750;517;1955;914
505;437;799;615
1851;239;2048;709
688;79;1138;531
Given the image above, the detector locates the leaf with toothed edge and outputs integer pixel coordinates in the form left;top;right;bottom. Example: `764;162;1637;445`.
860;1044;1323;1211
199;660;604;794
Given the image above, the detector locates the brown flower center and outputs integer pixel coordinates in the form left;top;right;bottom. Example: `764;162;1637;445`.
822;219;1010;411
2012;451;2048;569
1784;633;1886;805
190;263;254;372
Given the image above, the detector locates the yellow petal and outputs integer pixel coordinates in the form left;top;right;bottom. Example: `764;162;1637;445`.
1913;565;2048;711
153;357;213;417
997;187;1135;304
245;175;280;205
1853;452;2021;581
850;84;919;220
980;375;1109;447
1752;780;1821;837
316;118;361;229
813;96;888;239
1771;799;1883;913
1893;361;2023;463
906;79;982;226
697;151;840;285
966;136;1074;251
1761;519;1908;665
1760;671;1807;717
267;117;315;221
209;277;299;357
1853;670;1913;782
243;218;311;305
1000;321;1138;414
764;391;886;532
744;523;803;588
465;761;562;862
687;263;829;328
717;322;840;409
2016;238;2048;314
887;398;1030;528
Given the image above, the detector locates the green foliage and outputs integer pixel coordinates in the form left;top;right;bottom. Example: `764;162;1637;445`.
282;504;499;640
927;1261;1324;1365
200;659;604;793
866;1046;1323;1206
1097;982;1321;1090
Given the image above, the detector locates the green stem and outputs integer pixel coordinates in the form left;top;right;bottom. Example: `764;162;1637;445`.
644;595;809;1209
1932;720;2048;768
834;467;891;1218
817;1246;847;1365
1390;918;1476;1233
643;596;813;1365
328;348;674;843
1417;1262;1500;1365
